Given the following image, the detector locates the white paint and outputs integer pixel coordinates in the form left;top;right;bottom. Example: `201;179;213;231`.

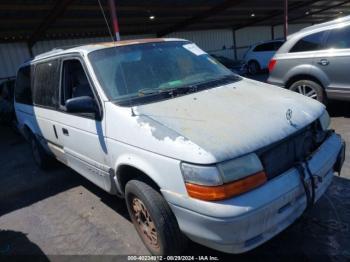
14;40;343;254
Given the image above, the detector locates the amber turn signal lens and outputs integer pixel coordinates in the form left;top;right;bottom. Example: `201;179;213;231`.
185;171;267;201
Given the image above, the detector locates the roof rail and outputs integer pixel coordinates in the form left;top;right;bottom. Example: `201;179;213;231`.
51;44;82;50
34;49;64;59
300;15;350;32
34;44;83;59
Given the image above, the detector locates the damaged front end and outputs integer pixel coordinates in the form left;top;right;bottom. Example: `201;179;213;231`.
258;119;331;180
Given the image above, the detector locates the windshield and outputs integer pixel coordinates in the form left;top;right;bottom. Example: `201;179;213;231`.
88;41;240;106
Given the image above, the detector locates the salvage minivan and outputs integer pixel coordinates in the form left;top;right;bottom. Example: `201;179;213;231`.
14;39;345;255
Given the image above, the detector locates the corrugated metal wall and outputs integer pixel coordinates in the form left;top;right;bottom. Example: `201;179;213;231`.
0;24;312;80
167;24;311;60
235;26;272;59
234;23;311;59
0;42;31;79
273;23;312;39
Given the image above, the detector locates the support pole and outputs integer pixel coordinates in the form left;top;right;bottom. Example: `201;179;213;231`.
108;0;120;41
284;0;288;40
271;26;275;40
27;42;34;57
232;29;237;60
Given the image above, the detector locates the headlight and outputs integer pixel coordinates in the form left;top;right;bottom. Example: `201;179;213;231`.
181;153;267;201
180;163;222;186
217;153;263;183
319;110;330;131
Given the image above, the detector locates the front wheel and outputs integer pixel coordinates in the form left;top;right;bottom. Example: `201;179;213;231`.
125;179;187;255
289;80;326;104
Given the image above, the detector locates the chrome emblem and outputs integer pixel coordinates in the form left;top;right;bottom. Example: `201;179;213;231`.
286;109;293;121
286;109;297;128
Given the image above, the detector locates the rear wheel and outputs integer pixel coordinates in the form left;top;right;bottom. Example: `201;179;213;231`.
125;179;187;255
289;80;326;104
30;134;53;170
248;60;260;75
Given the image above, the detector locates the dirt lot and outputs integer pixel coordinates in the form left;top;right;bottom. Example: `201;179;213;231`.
0;99;349;261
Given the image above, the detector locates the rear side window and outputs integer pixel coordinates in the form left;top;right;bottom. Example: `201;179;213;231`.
290;31;326;52
33;60;60;108
15;66;33;105
253;43;275;52
274;41;283;50
325;26;350;49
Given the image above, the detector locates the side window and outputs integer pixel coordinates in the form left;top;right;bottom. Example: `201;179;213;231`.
61;59;94;106
290;31;326;53
325;26;350;49
33;60;60;108
15;66;33;105
274;41;283;51
253;43;275;52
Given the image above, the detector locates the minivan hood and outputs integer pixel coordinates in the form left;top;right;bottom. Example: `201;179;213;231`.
134;78;325;163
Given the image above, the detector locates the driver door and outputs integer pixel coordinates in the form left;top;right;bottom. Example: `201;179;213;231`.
56;57;110;190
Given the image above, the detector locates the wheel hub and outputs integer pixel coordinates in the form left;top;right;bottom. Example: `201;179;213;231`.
132;198;159;249
295;84;317;99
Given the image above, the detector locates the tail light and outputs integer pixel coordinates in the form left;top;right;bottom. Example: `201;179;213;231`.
268;59;277;73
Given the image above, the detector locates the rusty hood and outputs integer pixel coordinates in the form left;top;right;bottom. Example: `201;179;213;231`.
133;78;325;164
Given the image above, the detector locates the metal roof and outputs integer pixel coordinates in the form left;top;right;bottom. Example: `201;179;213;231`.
1;0;349;44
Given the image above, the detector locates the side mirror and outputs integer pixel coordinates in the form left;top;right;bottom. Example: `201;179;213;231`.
65;96;98;115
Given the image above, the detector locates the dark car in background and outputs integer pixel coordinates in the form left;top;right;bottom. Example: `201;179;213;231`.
0;78;16;124
210;54;247;75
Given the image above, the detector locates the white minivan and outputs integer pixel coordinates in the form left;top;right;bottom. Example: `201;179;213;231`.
15;39;345;255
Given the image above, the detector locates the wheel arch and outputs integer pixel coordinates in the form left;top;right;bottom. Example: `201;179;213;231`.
286;74;324;90
248;59;260;67
114;156;162;196
22;122;35;141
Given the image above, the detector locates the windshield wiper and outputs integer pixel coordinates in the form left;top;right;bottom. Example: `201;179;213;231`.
138;86;194;96
137;75;240;97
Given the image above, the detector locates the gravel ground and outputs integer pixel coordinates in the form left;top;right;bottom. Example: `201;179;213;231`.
0;90;349;261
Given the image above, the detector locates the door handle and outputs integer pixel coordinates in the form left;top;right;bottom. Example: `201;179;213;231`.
317;59;329;66
62;128;69;136
53;125;58;139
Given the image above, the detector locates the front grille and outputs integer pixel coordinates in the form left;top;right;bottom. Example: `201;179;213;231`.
258;122;326;179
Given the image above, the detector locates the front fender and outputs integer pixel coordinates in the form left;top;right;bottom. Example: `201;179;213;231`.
110;146;188;196
114;153;162;191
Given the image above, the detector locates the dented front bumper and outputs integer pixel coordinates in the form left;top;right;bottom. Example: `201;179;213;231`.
164;133;344;254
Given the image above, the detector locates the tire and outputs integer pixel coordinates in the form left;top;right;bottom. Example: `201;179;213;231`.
248;60;260;75
30;134;53;170
289;79;326;104
125;179;187;255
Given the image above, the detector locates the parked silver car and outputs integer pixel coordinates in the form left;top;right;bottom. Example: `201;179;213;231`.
268;16;350;104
